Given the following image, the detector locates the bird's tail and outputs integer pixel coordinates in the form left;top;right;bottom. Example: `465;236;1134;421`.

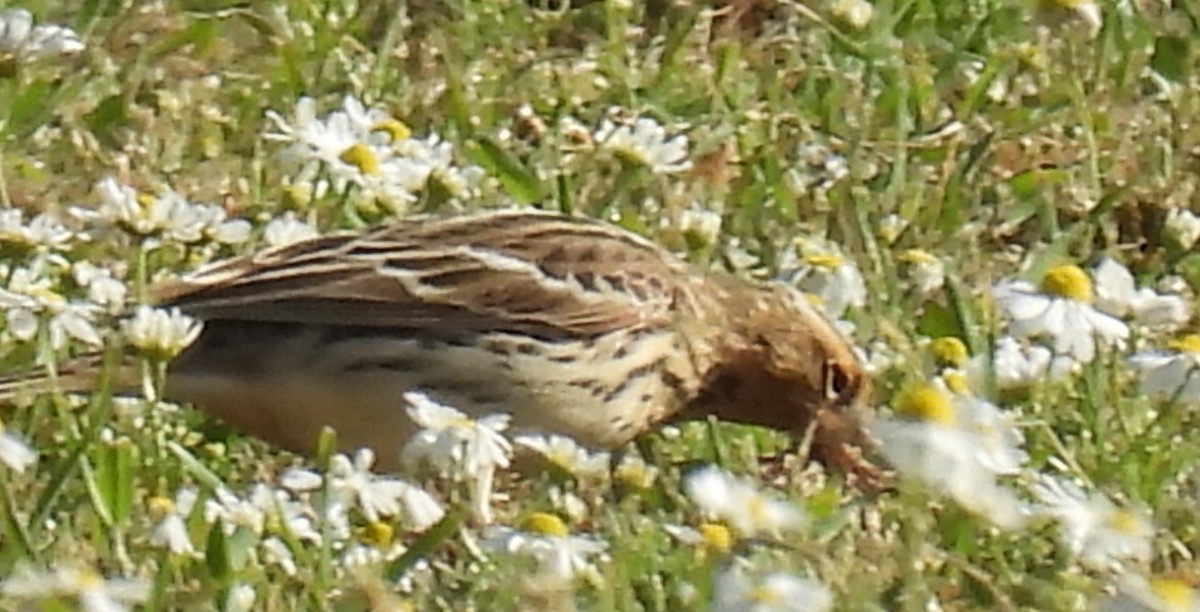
0;349;147;405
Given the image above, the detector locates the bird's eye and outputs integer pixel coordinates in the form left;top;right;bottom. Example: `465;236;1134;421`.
823;360;855;402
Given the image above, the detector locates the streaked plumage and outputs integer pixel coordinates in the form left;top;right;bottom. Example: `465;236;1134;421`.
3;210;879;485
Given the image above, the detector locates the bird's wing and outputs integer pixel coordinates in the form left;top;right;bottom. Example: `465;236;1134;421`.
151;210;690;340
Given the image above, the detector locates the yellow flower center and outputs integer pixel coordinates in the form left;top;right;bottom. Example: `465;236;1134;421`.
749;585;783;604
1040;265;1092;302
546;448;577;470
615;460;655;489
148;496;175;518
521;512;568;537
372;120;411;142
136;193;156;208
941;371;971;395
1015;43;1047;70
1168;335;1200;355
75;569;106;590
28;286;66;307
929;337;969;367
746;495;769;527
0;229;32;247
282;184;312;210
1150;578;1196;610
899;249;938;265
338;144;380;176
446;415;475;430
894;383;955;425
698;522;732;554
804;253;844;270
1105;509;1144;535
363;520;395;549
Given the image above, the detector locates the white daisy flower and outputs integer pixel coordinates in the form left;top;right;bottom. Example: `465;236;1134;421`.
679;206;723;247
927;336;970;371
0;209;74;252
88;178;250;245
484;512;608;583
514;433;610;479
0;267;102;349
246;483;326;544
329;449;444;530
401;134;484;198
1;565;149;612
1165;208;1200;250
148;487;198;556
663;522;733;555
1093;258;1190;329
684;466;806;539
782;238;867;319
265;96;371;167
953;392;1029;475
1128;335;1200;403
1031;475;1153;572
1104;575;1200;612
992;264;1129;363
203;487;267;536
966;336;1078;391
258;536;297;576
594;116;692;174
278;467;323;492
336;95;408;143
613;452;659;490
262;213;319;248
72;262;127;313
897;249;945;295
877;213;908;245
403;392;513;474
0;9;84;59
266;95;479;210
0;419;36;472
869;382;1029;529
830;0;875;30
1047;0;1102;37
227;584;257;612
712;562;833;612
854;339;899;376
402;392;512;523
121;306;202;359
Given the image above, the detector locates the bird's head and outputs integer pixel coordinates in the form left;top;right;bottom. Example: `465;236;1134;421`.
685;282;880;487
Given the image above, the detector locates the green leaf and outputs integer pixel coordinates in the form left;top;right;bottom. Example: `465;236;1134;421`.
227;527;257;572
1151;35;1191;84
205;525;232;583
465;138;544;204
84;95;131;148
93;438;135;524
149;15;217;60
388;509;463;582
4;81;52;136
916;301;962;341
166;442;226;492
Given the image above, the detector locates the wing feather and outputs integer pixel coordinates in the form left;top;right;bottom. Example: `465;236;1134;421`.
152;211;691;339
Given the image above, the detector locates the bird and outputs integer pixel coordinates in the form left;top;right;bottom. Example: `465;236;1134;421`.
1;209;879;485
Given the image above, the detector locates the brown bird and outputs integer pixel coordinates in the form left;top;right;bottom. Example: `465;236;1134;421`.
3;210;878;484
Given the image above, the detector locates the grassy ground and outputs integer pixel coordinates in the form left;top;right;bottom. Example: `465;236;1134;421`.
1;0;1199;610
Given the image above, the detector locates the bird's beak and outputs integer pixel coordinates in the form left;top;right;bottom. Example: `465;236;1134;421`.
805;407;891;492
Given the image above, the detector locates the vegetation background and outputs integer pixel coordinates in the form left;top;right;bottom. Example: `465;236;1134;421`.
1;0;1199;610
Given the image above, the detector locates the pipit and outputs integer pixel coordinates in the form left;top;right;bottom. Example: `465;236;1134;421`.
3;210;878;485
